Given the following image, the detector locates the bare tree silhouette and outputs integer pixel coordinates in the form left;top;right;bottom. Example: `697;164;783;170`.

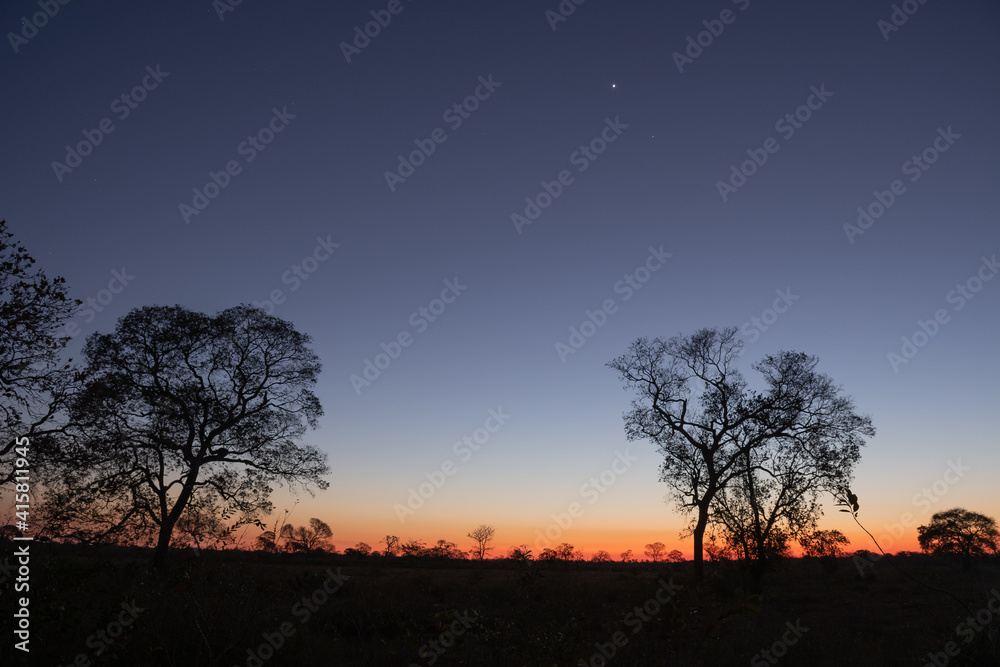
608;328;874;580
644;542;667;562
382;534;401;556
467;524;496;560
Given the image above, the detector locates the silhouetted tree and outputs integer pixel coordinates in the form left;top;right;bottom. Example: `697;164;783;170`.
280;518;333;552
591;550;613;562
555;542;580;560
538;547;558;561
709;445;811;566
620;549;634;563
400;538;426;556
382;535;401;556
705;534;734;562
666;549;685;563
429;539;466;559
0;220;79;491
918;508;999;568
644;542;667;562
799;529;850;558
467;524;495;560
40;304;329;567
507;545;533;561
353;542;373;556
608;328;874;580
255;530;278;552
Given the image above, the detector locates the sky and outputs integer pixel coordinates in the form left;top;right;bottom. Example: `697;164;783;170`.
1;0;998;559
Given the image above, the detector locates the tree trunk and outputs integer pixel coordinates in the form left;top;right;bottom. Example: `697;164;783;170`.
152;470;200;568
153;523;174;568
692;504;710;581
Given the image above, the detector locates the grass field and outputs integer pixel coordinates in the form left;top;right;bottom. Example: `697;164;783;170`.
1;544;998;666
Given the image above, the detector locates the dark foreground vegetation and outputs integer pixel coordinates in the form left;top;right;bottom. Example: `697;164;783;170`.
1;544;998;666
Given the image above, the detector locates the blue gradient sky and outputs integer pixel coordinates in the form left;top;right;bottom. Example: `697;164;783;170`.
2;0;998;557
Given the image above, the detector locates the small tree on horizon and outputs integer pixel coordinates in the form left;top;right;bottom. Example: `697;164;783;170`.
507;545;533;561
644;541;667;562
467;524;496;560
280;518;333;553
429;539;467;559
255;530;277;552
382;535;401;556
555;542;580;560
705;534;734;562
799;529;850;559
400;538;426;556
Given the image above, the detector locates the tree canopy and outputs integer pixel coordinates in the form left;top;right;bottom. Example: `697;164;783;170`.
40;304;330;566
608;327;874;579
917;508;999;566
0;220;78;489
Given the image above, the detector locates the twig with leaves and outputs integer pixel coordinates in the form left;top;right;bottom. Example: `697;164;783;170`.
835;487;975;617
